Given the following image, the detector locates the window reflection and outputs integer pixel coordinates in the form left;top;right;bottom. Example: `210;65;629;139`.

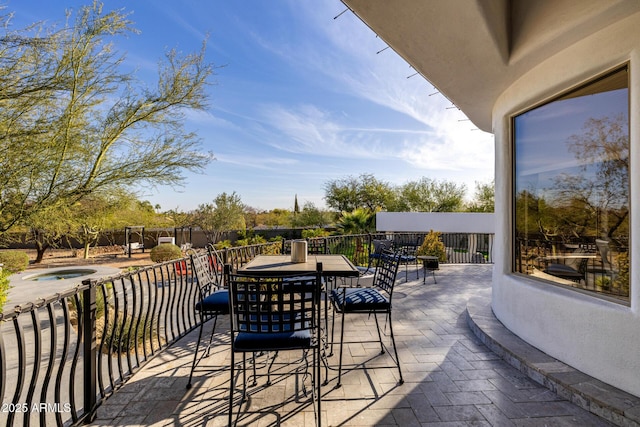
513;66;629;301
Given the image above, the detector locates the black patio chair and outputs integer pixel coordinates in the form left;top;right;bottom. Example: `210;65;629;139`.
345;239;390;287
186;247;229;389
307;237;328;254
330;251;404;388
226;264;323;427
543;248;589;284
393;235;420;280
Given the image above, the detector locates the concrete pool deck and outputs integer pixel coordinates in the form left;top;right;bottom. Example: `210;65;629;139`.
6;265;122;308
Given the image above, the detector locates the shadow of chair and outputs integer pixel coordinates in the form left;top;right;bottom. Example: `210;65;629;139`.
226;264;323;427
330;251;404;388
186;247;229;389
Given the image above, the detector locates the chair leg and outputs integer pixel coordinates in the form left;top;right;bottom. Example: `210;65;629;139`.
242;353;247;400
336;309;346;388
329;297;337;357
204;315;218;357
186;313;218;389
266;351;279;385
324;288;331;356
315;345;322;427
229;345;235;427
187;321;204;389
372;312;385;354
387;311;403;384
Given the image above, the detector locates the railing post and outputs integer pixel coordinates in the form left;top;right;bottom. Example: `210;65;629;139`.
82;280;97;423
221;247;228;265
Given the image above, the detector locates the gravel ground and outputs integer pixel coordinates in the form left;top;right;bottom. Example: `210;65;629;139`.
3;247;157;271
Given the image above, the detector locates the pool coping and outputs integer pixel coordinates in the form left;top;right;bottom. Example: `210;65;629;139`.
6;265;122;308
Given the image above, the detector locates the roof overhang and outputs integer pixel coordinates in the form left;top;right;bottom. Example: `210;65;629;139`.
341;0;640;132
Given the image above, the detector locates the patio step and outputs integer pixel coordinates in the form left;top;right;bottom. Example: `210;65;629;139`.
466;297;640;427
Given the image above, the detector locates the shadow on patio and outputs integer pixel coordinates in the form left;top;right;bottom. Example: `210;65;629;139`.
91;264;613;427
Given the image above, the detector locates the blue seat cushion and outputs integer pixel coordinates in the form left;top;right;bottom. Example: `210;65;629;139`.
331;287;390;312
233;330;311;352
196;289;230;314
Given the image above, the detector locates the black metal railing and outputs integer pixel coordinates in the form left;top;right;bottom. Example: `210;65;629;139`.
218;241;282;271
515;237;629;300
0;232;493;426
294;232;494;265
0;255;205;426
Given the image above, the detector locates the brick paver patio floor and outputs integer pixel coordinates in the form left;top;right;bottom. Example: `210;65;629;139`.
92;264;612;426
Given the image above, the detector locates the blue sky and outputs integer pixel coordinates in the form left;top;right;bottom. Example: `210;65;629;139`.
8;0;494;212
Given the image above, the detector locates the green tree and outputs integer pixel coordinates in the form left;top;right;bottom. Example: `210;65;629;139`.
0;2;215;234
28;204;75;263
193;192;246;244
164;208;193;229
68;191;131;259
291;202;331;228
398;178;466;212
256;209;292;228
466;180;495;212
324;173;395;212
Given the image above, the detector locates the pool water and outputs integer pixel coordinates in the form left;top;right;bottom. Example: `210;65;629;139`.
28;269;97;281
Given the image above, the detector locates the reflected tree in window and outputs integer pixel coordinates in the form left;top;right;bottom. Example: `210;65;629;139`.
514;66;629;300
564;113;629;239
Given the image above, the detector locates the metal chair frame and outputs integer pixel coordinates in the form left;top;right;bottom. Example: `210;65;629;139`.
226;264;323;427
186;246;229;389
329;251;404;388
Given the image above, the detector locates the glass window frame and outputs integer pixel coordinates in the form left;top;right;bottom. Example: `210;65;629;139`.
511;64;630;304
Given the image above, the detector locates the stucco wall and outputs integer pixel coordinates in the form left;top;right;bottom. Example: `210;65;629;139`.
492;11;640;396
376;212;494;233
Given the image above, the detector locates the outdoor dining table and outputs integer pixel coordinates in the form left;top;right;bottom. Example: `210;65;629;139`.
237;254;360;278
236;254;359;388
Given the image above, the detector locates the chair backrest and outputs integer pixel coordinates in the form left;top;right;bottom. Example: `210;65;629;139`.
226;271;320;338
372;252;401;299
206;244;224;286
563;248;585;270
595;239;613;269
307;238;328;254
372;239;393;254
191;252;221;297
283;238;328;255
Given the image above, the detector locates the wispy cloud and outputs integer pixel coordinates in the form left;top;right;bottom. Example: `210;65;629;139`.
250;2;494;176
215;153;298;170
260;103;415;160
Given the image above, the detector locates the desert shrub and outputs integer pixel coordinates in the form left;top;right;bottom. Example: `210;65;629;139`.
100;313;157;354
416;230;447;262
235;234;266;246
0;250;29;273
613;252;629;295
149;243;182;262
0;270;11;311
215;240;233;249
302;228;329;238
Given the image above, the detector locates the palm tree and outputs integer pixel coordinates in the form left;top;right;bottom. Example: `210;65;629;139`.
336;209;376;265
336;208;375;234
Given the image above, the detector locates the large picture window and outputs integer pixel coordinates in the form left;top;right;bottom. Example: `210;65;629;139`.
513;65;629;302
